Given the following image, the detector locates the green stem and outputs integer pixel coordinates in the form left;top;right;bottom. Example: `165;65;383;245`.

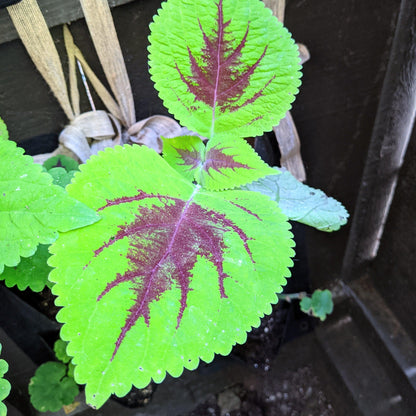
277;291;308;302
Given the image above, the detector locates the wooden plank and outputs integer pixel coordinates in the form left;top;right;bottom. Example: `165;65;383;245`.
0;0;135;45
348;276;416;391
317;315;408;416
341;0;416;280
285;0;400;288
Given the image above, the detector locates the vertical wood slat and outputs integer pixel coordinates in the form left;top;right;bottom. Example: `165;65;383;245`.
342;0;416;281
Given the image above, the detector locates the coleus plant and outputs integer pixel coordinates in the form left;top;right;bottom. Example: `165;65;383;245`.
0;0;348;411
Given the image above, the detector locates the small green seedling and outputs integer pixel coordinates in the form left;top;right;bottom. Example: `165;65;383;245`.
43;155;80;188
29;362;78;413
29;339;79;413
300;289;334;321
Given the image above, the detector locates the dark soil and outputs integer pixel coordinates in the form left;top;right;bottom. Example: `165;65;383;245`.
177;304;334;416
9;285;60;320
232;301;302;372
112;383;157;408
184;366;335;416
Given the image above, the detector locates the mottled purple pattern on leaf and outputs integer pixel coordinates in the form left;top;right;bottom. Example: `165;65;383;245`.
87;189;258;360
175;0;274;115
204;145;253;176
175;147;203;171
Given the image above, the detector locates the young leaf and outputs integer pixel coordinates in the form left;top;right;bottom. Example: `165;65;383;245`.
46;167;77;188
0;244;52;292
163;136;276;190
0;118;8;141
149;0;301;141
29;362;79;412
43;155;79;172
49;145;294;409
241;168;349;231
162;136;205;183
300;289;334;321
54;339;71;364
0;344;11;416
0;139;100;273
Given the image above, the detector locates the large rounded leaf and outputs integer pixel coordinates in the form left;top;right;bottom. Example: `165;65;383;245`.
49;145;294;408
0;139;100;273
149;0;301;141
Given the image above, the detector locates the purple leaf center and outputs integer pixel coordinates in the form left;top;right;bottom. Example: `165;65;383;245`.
89;188;258;360
204;145;254;176
175;0;275;133
174;143;254;179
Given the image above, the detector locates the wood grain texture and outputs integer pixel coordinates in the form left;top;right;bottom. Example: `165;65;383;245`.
0;0;135;45
371;126;416;341
342;0;416;281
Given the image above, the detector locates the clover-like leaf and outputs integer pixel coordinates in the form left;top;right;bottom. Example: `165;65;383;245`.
29;362;79;412
0;244;52;292
0;139;100;273
163;136;275;190
43;155;79;172
49;144;294;408
54;340;71;364
0;118;8;141
0;344;11;416
242;168;349;231
300;289;334;321
149;0;301;141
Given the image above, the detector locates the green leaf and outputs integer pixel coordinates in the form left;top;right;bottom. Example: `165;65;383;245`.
29;362;79;412
300;289;334;321
43;155;79;172
0;118;8;141
163;136;276;190
54;340;71;364
162;136;205;183
67;363;75;380
0;244;52;292
0;139;100;273
241;168;349;231
0;344;11;416
49;144;294;408
149;0;301;141
46;167;77;188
